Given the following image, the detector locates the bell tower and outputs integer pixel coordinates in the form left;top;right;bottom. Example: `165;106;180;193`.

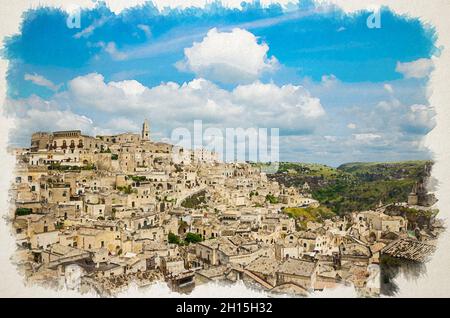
142;119;150;141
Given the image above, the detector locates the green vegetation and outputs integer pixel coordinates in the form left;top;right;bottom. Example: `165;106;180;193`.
111;154;118;160
278;162;344;179
15;208;32;216
168;232;181;245
48;163;82;171
181;190;207;209
100;148;111;153
184;232;203;244
385;205;438;229
313;178;414;214
270;161;432;215
338;160;431;179
265;194;279;204
283;206;335;229
168;232;203;245
249;190;259;197
116;185;137;194
81;164;96;170
128;175;147;182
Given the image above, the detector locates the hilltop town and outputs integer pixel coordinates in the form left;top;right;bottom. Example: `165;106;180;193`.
9;121;443;297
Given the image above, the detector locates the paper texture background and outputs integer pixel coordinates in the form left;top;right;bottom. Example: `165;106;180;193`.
0;0;449;297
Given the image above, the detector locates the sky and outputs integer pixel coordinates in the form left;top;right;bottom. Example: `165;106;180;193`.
1;0;438;166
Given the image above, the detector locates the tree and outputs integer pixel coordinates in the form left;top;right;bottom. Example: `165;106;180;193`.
185;232;203;244
168;232;181;245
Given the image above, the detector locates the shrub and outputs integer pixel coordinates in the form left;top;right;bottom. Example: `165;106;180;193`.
168;232;181;245
265;194;279;204
185;232;203;244
16;208;32;216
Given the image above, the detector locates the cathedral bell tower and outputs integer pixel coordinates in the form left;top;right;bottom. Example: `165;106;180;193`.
142;119;150;141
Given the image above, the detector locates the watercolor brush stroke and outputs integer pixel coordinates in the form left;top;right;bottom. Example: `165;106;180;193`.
0;0;449;298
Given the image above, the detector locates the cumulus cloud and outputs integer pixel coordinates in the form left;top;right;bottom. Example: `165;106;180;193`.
62;73;325;135
5;95;99;145
104;117;140;133
24;73;61;92
353;133;382;143
176;28;278;84
403;104;436;134
384;83;394;94
8;73;326;149
395;58;434;79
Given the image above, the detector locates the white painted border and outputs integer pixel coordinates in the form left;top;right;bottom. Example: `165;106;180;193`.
0;0;449;297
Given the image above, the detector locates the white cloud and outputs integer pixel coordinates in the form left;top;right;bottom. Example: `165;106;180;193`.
347;123;357;129
60;73;325;135
73;16;109;39
176;28;278;84
109;80;147;95
376;98;401;111
384;83;394;94
395;58;434;79
7;73;326;147
324;135;337;142
24;73;61;92
353;133;381;143
232;81;325;121
104;117;140;132
321;74;338;88
404;104;436;134
4;94;118;146
104;42;128;61
137;24;152;38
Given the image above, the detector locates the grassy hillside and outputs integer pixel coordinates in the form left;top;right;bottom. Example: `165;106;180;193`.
337;161;431;181
283;206;335;229
270;161;432;215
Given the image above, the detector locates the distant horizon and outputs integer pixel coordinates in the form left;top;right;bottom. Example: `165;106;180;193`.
8;124;433;169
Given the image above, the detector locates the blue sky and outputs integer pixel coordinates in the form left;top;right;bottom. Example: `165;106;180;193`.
2;1;437;166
